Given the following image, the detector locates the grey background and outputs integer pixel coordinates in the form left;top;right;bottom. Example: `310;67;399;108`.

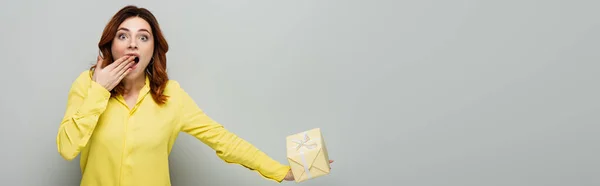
0;0;598;185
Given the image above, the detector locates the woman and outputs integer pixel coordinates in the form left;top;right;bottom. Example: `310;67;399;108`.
56;5;332;185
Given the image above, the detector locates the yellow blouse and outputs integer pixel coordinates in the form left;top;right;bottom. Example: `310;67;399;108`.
56;70;290;186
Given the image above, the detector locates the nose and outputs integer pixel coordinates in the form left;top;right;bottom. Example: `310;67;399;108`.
128;39;138;49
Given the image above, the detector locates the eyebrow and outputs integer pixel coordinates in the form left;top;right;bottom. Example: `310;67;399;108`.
117;28;152;34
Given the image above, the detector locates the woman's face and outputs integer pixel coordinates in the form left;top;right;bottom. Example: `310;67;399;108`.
111;16;154;79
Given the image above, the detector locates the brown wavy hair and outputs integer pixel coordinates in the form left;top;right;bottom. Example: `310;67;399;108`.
90;5;169;105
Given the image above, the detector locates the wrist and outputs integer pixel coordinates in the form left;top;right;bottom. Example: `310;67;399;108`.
90;80;112;95
283;168;294;181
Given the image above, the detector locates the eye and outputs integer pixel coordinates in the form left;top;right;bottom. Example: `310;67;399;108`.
140;35;149;41
118;33;127;40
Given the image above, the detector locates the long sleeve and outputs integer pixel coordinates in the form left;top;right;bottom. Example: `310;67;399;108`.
56;71;111;161
177;85;290;183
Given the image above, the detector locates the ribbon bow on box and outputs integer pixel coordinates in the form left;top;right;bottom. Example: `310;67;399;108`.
292;132;319;151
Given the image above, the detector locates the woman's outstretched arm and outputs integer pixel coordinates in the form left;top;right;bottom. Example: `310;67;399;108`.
176;83;290;183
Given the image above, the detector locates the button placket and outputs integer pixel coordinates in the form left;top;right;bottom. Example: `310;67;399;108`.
126;113;135;182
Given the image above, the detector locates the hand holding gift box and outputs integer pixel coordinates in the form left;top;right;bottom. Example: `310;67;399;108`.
285;128;332;182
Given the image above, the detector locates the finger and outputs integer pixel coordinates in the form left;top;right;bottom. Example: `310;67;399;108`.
112;55;133;69
114;57;134;73
112;68;132;88
107;55;132;70
116;61;134;76
96;55;104;69
118;68;132;81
